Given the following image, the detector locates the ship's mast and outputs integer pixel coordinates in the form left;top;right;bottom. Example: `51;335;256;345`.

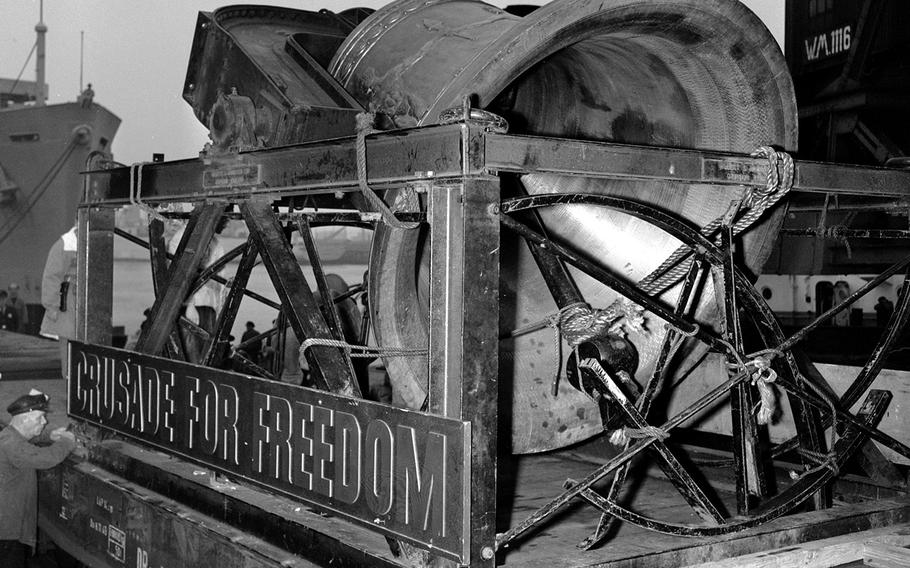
35;0;47;106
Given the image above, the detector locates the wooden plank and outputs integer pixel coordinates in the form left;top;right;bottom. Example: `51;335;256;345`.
687;524;910;568
865;541;910;568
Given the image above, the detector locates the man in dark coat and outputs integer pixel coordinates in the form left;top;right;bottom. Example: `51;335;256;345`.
6;283;29;333
0;390;75;568
239;321;262;363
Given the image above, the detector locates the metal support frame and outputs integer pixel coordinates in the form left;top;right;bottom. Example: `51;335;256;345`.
76;206;114;345
74;124;910;567
427;177;501;566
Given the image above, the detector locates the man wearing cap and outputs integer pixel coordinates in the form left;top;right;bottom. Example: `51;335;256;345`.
0;390;75;567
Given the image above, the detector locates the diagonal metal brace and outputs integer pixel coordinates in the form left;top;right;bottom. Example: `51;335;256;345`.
579;358;725;525
566;389;893;537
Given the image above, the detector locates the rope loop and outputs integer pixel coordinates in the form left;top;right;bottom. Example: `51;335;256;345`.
129;162;166;222
356;112;420;230
796;448;840;477
723;349;779;425
638;146;795;297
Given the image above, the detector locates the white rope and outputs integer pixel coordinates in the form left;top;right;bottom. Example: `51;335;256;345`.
748;355;778;425
355;112;419;230
609;425;670;446
298;337;426;368
639;146;795;296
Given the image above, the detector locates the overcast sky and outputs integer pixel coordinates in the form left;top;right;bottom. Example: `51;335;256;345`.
2;0;784;165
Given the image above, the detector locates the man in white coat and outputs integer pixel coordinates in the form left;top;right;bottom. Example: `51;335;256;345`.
39;225;78;377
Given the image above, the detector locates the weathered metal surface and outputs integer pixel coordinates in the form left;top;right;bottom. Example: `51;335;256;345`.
331;0;800;452
517;389;891;540
426;178;501;566
578;258;708;550
182;6;364;152
38;460;319;568
147;218;188;360
67;341;471;562
76;207;114;345
715;222;769;513
83;125;476;206
581;360;725;524
485;135;910;197
83;129;910;209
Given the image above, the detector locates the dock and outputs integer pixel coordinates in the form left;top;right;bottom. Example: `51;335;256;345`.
0;330;62;381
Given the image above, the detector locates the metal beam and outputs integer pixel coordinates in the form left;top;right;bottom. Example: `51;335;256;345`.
427;177;500;566
84;125;478;205
76;206;114;345
84;128;910;209
240;199;360;398
484;134;910;197
136;203;223;356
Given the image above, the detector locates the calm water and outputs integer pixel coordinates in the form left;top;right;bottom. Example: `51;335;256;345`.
113;259;368;341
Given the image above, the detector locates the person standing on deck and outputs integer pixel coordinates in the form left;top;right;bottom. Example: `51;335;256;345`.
239;321;262;364
39;226;78;377
6;284;29;334
0;390;76;568
0;290;19;332
78;83;94;108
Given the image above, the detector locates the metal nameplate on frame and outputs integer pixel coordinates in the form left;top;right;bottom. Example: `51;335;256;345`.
67;342;470;562
702;157;764;185
202;163;261;189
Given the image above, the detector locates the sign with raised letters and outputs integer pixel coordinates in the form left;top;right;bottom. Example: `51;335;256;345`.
67;341;470;562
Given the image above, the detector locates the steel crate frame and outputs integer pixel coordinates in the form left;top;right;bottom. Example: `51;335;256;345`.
73;121;910;567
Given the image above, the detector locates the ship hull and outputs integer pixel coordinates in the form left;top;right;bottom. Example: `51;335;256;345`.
0;101;120;331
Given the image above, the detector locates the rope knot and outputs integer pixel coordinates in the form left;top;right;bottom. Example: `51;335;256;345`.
750;146;794;196
355;111;375;135
608;425;670;446
749;355;777;384
551;300;646;348
748;356;777;425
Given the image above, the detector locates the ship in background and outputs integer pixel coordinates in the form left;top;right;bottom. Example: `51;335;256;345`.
757;0;910;368
0;7;120;333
